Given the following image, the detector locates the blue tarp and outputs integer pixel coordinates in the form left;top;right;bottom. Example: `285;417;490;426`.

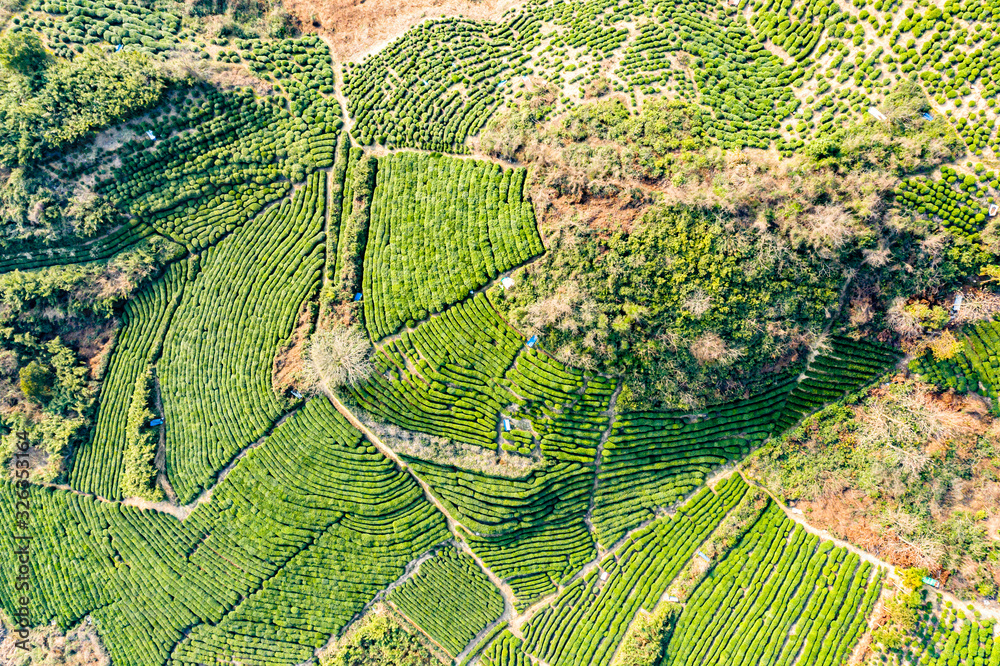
354;293;363;301
149;418;164;427
923;112;934;120
526;335;538;348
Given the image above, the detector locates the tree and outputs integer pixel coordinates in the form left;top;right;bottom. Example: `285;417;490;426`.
18;360;52;403
0;32;48;79
304;326;373;390
899;567;929;591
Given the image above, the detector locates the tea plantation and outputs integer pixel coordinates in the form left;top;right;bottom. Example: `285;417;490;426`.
0;0;996;662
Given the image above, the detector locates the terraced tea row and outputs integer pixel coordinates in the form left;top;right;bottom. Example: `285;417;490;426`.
0;399;448;666
663;502;885;666
159;173;325;502
93;81;338;252
363;152;543;340
344;18;527;152
389;544;505;656
773;336;900;433
69;259;188;500
521;475;750;666
591;381;792;547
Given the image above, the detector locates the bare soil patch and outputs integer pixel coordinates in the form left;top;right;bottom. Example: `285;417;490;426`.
272;301;314;394
285;0;526;61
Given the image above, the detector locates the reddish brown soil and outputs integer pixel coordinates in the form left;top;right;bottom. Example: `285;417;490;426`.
285;0;526;61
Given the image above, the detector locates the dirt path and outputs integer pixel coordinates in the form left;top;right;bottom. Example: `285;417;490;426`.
744;475;1000;623
288;0;526;62
322;390;521;616
45;407;302;520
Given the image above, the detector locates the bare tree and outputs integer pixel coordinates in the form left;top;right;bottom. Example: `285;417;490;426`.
689;332;743;366
304;326;373;392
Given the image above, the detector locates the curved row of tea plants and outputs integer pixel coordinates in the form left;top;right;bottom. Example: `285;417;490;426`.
22;0;182;60
0;398;449;666
351;292;523;449
69;258;189;500
520;475;749;666
773;335;900;432
872;597;1000;666
93;86;338;251
591;380;792;548
362;152;543;340
159;173;325;503
663;502;884;666
480;630;532;666
343;18;529;151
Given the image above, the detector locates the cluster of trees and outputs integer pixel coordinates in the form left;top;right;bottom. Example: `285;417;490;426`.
0;35;164;168
747;380;1000;597
484;80;972;409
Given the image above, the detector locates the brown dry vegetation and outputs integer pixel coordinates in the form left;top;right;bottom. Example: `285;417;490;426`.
284;0;525;61
272;301;314;394
752;382;1000;594
0;617;110;666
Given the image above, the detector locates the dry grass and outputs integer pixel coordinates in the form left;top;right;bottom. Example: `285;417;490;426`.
272;302;314;394
790;384;997;572
302;325;373;390
355;411;539;478
519;280;599;337
0;616;110;666
954;288;1000;325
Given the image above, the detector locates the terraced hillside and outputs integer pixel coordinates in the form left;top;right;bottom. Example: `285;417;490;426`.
1;0;997;664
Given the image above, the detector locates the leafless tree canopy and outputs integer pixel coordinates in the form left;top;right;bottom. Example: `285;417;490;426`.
689;331;743;366
304;326;373;390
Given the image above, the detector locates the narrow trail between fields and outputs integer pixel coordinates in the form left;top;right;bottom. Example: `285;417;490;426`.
743;475;1000;623
321;389;521;619
310;541;455;662
583;380;622;538
44;407;302;520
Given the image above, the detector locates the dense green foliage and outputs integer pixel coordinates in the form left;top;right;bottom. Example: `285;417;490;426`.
337;149;376;304
389;545;504;656
0;399;449;666
320;609;441;666
119;365;161;501
493;205;841;409
363;153;543;339
0;46;164;168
